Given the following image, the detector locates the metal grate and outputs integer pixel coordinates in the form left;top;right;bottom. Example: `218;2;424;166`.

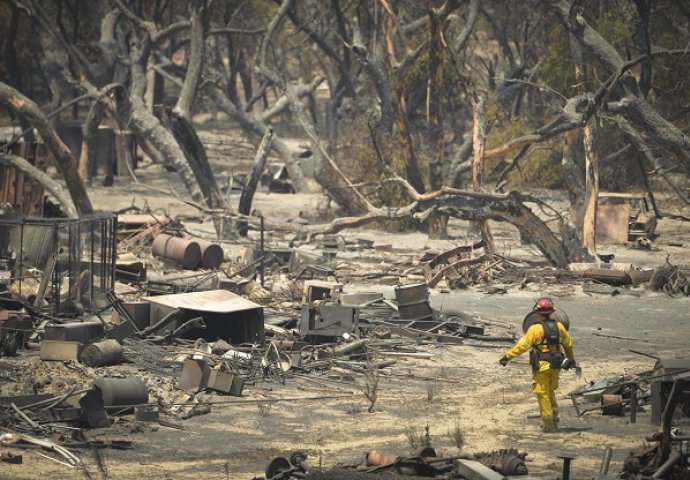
0;213;117;316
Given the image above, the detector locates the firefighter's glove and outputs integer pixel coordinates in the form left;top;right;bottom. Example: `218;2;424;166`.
499;356;509;367
561;358;577;370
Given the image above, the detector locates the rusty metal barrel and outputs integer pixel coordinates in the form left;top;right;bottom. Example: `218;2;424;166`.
81;339;123;367
188;237;224;269
92;377;148;408
152;234;201;269
394;283;433;321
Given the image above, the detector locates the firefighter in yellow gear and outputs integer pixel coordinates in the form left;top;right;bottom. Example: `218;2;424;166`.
499;298;575;432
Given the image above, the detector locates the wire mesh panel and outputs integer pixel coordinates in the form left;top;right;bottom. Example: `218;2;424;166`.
0;213;117;316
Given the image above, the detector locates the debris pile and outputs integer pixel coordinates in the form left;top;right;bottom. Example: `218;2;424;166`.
256;447;531;480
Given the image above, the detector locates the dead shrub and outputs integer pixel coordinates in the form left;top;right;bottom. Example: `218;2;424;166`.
404;422;432;449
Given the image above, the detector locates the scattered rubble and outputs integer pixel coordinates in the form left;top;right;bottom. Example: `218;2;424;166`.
1;194;689;476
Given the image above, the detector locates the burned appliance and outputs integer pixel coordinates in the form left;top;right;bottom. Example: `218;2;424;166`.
299;303;360;341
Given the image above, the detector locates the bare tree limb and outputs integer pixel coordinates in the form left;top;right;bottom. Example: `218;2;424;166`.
203;81;310;193
259;0;293;78
173;0;205;120
260;76;324;123
452;0;479;52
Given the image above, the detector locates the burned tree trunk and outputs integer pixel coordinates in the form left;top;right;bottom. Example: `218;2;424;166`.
157;108;224;211
582;123;600;255
471;96;495;253
125;40;204;203
426;4;448;239
2;3;34;141
78;101;105;182
570;32;599;255
0;82;93;215
173;0;205;120
382;13;425;194
238;127;275;236
561;130;585;206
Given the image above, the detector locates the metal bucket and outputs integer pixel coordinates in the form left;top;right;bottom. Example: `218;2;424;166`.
92;377;148;408
152;234;201;269
188;237;224;269
522;308;570;333
81;339;123;367
395;283;433;321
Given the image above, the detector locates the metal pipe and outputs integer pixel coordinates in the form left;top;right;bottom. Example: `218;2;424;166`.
260;215;265;287
652;451;681;479
559;456;574;480
18;219;24;299
630;383;638;423
89;220;95;311
52;222;58;314
598;447;613;479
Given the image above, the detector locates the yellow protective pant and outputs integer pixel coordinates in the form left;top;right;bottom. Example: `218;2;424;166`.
532;368;560;430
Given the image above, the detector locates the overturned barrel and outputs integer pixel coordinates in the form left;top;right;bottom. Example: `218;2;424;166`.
152;234;201;269
188;237;224;269
81;339;123;367
92;377;148;408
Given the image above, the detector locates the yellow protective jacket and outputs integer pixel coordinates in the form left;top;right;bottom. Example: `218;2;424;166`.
505;321;574;372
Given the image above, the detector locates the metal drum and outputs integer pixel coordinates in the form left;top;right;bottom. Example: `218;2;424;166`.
152;234;201;269
189;237;224;269
81;339;123;367
395;283;433;321
522;307;570;333
92;377;148;408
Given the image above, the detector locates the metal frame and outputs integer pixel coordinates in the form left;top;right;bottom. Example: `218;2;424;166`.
0;213;117;315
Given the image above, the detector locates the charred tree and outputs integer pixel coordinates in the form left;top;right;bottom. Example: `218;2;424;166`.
238;127;275;236
570;32;599;255
426;3;447;239
471;95;495;253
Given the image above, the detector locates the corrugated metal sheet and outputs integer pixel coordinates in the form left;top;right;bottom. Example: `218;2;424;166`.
144;289;262;313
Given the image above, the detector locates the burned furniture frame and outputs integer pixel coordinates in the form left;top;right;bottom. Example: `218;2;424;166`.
0;213;117;315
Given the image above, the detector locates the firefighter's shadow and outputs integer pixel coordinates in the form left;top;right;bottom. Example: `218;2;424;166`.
557;426;592;433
